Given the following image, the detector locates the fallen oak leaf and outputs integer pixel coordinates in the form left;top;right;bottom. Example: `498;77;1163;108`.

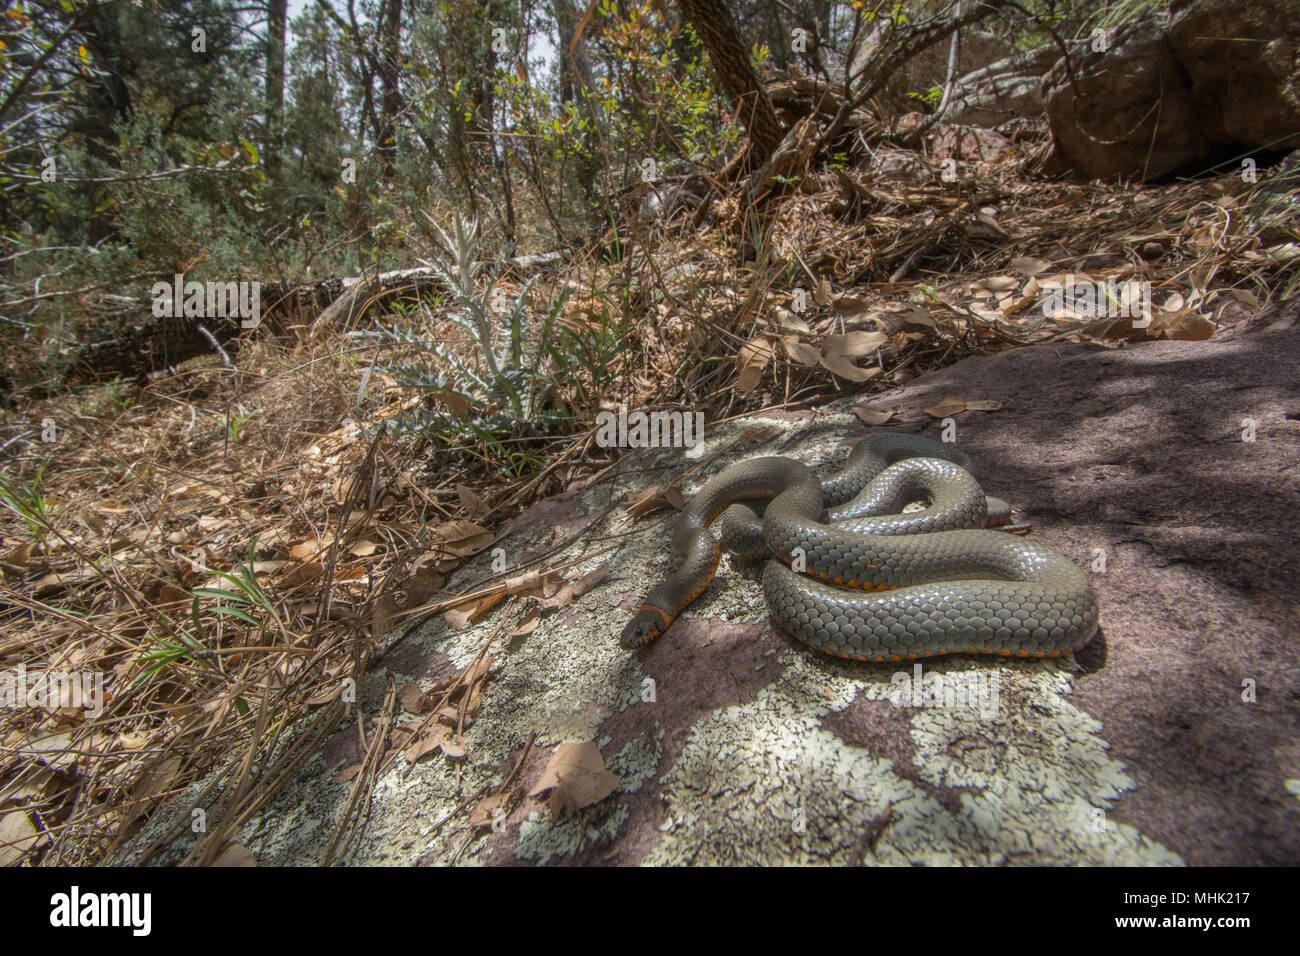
924;396;967;417
210;843;258;867
1011;256;1053;276
456;484;488;516
853;406;897;426
428;519;494;558
528;742;621;816
775;307;811;333
444;592;502;630
401;571;445;609
924;396;1004;417
824;331;887;356
0;811;39;866
333;762;364;784
625;482;686;520
736;334;781;392
404;724;454;764
469;792;512;829
820;353;880;382
400;681;429;715
820;330;886;382
737;425;783;443
509;609;542;638
572;563;608;597
782;337;821;366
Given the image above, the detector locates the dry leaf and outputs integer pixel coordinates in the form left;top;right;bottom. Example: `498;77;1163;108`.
504;569;554;598
401;571;445;609
211;842;257;867
456;485;487;515
289;535;333;560
736;335;780;392
924;396;969;418
782;337;821;366
832;294;871;313
900;305;936;327
400;682;429;715
1166;311;1215;341
823;331;887;356
0;811;39;866
371;594;401;637
572;563;609;597
404;724;453;763
444;592;502;630
26;732;76;771
509;610;542;638
429;520;493;558
814;278;832;306
775;307;811;333
124;755;182;824
117;731;152;751
924;396;1002;417
528;742;621;815
504;570;573;608
853;407;897;425
333;762;363;784
819;330;886;382
820;353;880;382
462;653;497;688
280;561;324;587
625;483;684;519
1012;256;1052;276
468;792;511;829
738;424;783;444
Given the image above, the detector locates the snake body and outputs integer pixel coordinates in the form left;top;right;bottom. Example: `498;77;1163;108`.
620;435;1099;661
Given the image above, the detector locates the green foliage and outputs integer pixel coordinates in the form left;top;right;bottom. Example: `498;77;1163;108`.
198;406;258;443
597;10;740;178
353;214;571;441
137;538;285;690
907;86;945;110
0;457;53;548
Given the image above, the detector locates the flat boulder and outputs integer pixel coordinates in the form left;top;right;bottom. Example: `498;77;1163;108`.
1044;0;1300;180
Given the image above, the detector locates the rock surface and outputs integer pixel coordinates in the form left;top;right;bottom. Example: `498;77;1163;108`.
1044;0;1300;180
117;298;1300;866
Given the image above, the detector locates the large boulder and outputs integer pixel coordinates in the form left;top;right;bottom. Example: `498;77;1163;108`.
1044;0;1300;180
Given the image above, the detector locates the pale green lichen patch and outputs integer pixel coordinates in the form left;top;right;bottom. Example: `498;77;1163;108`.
636;641;1182;865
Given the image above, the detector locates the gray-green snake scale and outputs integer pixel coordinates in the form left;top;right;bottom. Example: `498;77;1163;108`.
620;434;1100;662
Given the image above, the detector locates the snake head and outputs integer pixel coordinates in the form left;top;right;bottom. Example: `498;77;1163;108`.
620;609;666;649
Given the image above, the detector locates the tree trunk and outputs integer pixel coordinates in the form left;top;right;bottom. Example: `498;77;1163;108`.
265;0;287;174
678;0;784;168
377;0;404;176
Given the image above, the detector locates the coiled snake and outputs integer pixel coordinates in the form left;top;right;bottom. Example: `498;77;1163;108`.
620;435;1099;661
